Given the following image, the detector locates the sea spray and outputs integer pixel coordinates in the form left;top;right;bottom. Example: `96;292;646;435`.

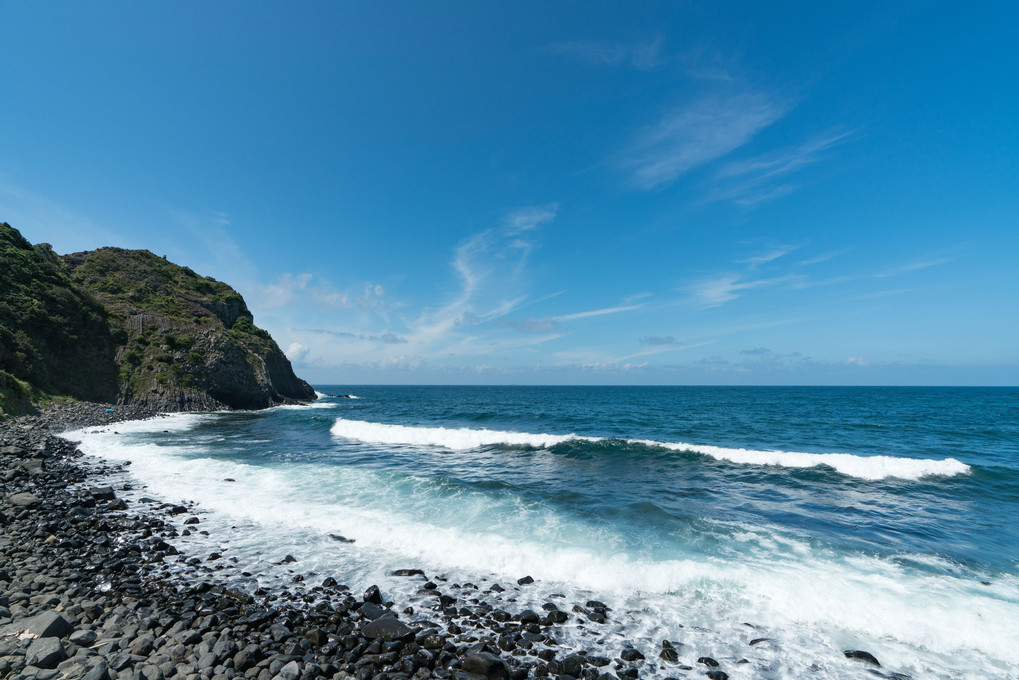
63;386;1019;680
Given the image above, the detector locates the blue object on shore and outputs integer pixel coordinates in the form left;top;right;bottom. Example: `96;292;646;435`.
105;409;114;413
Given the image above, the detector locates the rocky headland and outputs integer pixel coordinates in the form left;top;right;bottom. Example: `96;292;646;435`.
0;223;315;415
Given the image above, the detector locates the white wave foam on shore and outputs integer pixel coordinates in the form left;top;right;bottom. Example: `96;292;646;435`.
63;417;1018;678
329;418;970;481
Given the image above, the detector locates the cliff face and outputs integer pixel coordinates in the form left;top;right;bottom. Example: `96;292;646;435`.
0;223;316;414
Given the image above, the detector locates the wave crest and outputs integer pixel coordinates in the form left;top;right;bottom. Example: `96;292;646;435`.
329;418;970;481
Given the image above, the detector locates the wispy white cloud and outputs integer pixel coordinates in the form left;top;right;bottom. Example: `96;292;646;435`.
504;203;559;234
798;249;851;266
738;245;797;268
557;304;644;322
257;273;392;312
874;258;949;278
620;91;790;190
709;131;852;206
498;316;561;334
716;132;851;180
546;38;665;70
641;335;680;345
623;292;654;304
689;273;799;307
298;328;408;344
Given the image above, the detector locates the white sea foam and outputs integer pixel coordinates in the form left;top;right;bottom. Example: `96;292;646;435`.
329;418;970;481
274;400;339;410
330;419;582;450
62;417;1018;679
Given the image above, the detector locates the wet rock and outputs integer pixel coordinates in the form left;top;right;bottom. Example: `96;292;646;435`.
393;569;425;577
561;654;584;676
461;652;510;680
697;657;719;668
517;576;534;585
359;602;388;620
620;648;645;662
659;648;679;663
90;486;117;500
705;671;728;680
844;650;881;666
364;584;384;605
516;610;540;625
362;617;414;641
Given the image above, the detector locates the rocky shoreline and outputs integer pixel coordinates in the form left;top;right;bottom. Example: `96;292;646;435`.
1;403;893;680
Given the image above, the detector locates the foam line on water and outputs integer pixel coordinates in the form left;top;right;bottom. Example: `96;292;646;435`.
61;418;1018;676
330;418;583;450
329;418;970;481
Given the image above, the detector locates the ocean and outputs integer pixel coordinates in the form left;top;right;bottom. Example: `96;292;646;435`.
66;386;1019;680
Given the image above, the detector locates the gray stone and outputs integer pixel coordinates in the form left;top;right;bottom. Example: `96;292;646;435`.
27;637;67;669
361;617;413;641
81;661;113;680
70;629;98;646
1;610;75;638
212;637;238;661
8;491;40;507
279;659;301;680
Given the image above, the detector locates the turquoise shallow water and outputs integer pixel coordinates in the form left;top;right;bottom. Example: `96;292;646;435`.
68;386;1019;679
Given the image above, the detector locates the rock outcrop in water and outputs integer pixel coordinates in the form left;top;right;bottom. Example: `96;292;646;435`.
0;222;315;414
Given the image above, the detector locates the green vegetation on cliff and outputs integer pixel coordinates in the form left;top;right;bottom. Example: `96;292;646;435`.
0;222;315;414
0;224;118;413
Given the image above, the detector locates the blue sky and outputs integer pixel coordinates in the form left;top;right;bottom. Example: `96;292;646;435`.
2;1;1017;385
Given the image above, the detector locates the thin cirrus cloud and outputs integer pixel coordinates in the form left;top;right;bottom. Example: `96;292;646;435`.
737;245;797;268
258;273;390;312
498;303;643;334
545;38;665;70
709;131;852;206
874;258;950;278
498;316;561;334
297;328;408;344
641;335;681;345
621;90;790;190
503;203;559;234
689;272;798;307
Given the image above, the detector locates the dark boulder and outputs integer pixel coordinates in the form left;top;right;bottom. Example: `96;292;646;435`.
364;584;383;604
362;617;414;641
26;637;66;668
392;569;425;577
844;650;881;667
462;652;510;680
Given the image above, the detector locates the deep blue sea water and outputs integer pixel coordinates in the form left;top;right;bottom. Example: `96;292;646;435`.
67;386;1019;680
